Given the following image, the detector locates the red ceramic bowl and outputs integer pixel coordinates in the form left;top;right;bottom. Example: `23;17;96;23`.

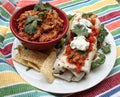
10;4;69;50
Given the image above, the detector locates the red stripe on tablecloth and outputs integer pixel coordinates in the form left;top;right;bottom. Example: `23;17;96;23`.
2;1;15;15
7;58;14;66
105;20;120;31
69;72;120;97
16;0;39;8
99;10;120;23
0;43;13;55
50;0;71;5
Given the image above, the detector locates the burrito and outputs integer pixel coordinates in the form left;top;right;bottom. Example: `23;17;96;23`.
53;12;101;82
53;40;97;81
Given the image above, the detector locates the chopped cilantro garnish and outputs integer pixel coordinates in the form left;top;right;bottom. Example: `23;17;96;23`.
72;24;89;37
25;15;36;25
34;2;52;11
67;14;75;21
24;2;51;34
38;10;48;16
74;49;87;56
26;67;32;71
25;20;38;34
34;2;45;11
82;13;93;18
44;3;52;10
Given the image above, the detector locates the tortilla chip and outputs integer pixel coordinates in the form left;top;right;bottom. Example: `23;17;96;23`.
13;53;40;71
18;45;48;69
40;48;57;83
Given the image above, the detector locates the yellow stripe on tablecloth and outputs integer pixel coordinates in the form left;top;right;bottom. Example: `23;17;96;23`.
74;0;117;13
0;72;26;86
0;26;9;36
117;46;120;57
6;26;11;33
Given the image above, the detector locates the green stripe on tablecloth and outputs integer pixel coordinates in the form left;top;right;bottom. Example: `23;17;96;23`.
111;28;120;36
0;7;11;19
3;37;14;46
62;0;98;12
0;54;4;59
0;84;39;97
0;33;14;43
11;90;56;97
96;5;120;16
92;4;120;15
5;32;14;39
57;0;83;8
0;37;14;48
0;34;4;42
0;63;15;72
0;83;56;97
114;57;120;66
109;65;120;75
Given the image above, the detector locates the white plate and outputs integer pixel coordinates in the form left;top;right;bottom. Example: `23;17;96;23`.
12;32;116;94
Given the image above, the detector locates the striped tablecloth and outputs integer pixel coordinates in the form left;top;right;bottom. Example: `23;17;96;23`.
0;0;120;97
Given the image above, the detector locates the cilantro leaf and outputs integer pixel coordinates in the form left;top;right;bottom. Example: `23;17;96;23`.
38;10;48;16
25;15;35;25
82;13;92;18
72;24;89;37
34;2;51;11
74;50;87;56
44;3;52;10
34;2;45;11
25;20;37;34
67;14;75;21
26;67;32;71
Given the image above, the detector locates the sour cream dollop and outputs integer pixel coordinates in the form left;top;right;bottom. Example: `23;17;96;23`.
70;36;90;51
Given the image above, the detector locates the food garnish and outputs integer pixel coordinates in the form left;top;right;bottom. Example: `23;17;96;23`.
72;24;89;37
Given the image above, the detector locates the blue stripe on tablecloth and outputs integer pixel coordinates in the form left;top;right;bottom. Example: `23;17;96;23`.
61;0;90;10
102;16;120;25
0;63;15;72
4;54;11;59
8;0;17;6
0;59;9;64
99;85;120;97
0;15;9;22
114;34;120;40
